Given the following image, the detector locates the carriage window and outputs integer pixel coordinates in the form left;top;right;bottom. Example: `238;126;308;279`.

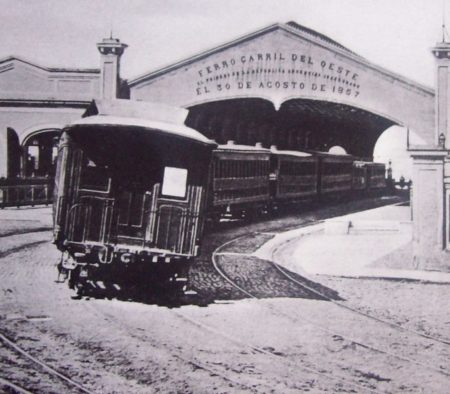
80;157;110;192
162;167;188;198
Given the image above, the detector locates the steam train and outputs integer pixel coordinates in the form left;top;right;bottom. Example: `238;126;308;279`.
53;99;385;295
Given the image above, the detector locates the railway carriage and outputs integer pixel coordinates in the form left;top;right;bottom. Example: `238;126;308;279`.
209;141;271;218
53;99;217;294
352;161;368;194
270;147;319;204
53;100;387;297
366;162;387;192
315;152;355;199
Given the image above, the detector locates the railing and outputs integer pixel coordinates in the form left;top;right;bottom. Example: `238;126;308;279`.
0;177;54;208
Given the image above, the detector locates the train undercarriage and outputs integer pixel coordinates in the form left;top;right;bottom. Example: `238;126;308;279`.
57;247;192;299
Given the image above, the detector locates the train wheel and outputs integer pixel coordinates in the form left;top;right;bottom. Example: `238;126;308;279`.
75;283;85;298
68;266;91;298
170;263;195;297
68;266;80;290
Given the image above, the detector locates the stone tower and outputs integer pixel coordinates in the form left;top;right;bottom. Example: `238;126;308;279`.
96;36;128;99
409;40;450;271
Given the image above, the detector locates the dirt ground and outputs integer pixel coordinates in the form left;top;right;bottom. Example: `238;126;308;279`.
1;201;450;393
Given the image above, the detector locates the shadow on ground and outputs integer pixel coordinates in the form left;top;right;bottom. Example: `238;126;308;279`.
70;257;342;308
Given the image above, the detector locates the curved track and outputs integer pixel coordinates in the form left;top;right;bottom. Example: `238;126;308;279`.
271;252;450;346
0;233;96;394
3;199;448;393
216;218;450;348
85;302;264;393
210;239;388;393
82;245;381;393
211;232;450;386
85;287;383;392
173;307;384;394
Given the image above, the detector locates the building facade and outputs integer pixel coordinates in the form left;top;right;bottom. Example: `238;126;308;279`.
1;21;447;271
0;37;127;178
129;22;434;158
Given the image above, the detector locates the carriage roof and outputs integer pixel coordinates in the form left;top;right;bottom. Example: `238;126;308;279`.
66;99;216;146
353;160;385;167
270;147;312;158
364;161;386;167
215;141;271;153
312;151;354;159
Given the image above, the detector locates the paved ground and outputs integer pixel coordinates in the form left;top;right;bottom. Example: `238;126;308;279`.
261;203;450;283
0;206;52;236
1;200;450;393
0;206;52;222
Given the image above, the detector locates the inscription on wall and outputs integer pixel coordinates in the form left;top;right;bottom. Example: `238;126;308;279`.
195;52;361;99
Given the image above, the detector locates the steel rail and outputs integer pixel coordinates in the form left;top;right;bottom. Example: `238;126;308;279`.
0;332;95;394
85;302;261;393
211;237;385;394
270;234;450;347
0;377;33;394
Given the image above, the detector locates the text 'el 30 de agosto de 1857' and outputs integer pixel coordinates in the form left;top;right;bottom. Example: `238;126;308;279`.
195;52;361;98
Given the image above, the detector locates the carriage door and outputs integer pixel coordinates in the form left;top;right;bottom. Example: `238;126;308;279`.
116;185;152;244
151;166;201;256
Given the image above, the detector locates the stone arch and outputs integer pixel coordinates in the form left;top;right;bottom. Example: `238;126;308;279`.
20;124;62;177
20;123;63;146
186;97;397;157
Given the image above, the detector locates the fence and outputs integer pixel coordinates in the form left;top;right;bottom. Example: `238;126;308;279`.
0;177;54;208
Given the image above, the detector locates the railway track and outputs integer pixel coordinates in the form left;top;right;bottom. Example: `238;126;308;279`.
0;226;52;238
85;302;269;393
1;235;217;394
0;331;95;394
211;229;450;389
173;308;383;394
0;376;33;394
77;271;389;392
0;235;95;394
215;213;450;349
267;230;450;347
86;298;382;393
0;228;52;259
202;199;450;348
206;239;390;393
3;197;439;393
271;250;450;346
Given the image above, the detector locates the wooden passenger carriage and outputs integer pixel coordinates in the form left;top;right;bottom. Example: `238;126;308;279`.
209;141;271;217
53;99;217;293
351;160;386;195
53;100;388;296
352;160;368;193
314;151;354;198
270;146;319;203
366;162;387;191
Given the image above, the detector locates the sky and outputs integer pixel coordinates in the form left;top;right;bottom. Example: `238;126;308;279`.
2;0;446;179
